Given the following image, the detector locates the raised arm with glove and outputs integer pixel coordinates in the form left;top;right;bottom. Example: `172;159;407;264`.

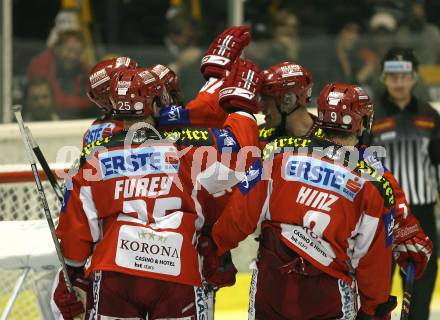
219;58;262;115
201;25;251;80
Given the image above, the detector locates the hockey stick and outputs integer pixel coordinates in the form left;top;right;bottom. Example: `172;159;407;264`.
13;105;74;293
400;261;415;320
25;126;64;205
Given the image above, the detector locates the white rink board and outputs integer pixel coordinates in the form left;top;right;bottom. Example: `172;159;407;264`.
3;103;439;166
0;113;266;165
0;220;58;271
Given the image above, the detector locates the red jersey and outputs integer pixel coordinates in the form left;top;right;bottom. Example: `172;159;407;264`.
57;111;259;287
258;117;425;258
212;136;395;315
310;124;425;252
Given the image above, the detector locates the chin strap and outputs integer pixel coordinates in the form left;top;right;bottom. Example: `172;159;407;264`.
278;112;288;136
277;103;302;136
357;130;371;146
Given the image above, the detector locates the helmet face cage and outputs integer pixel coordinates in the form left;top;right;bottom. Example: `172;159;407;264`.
317;83;373;134
279;91;297;114
261;62;314;111
363;112;374;133
109;68;165;118
87;57;138;112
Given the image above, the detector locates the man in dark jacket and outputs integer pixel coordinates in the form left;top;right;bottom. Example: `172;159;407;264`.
371;47;440;320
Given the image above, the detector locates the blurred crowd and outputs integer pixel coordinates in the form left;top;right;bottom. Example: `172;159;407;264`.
11;0;440;122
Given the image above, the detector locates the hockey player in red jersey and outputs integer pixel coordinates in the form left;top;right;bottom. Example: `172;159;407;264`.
258;61;315;146
206;83;395;319
258;61;432;282
158;26;254;292
76;29;253;316
52;58;262;319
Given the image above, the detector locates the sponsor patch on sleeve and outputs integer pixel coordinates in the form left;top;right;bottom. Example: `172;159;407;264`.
84;122;116;145
239;158;263;195
61;187;72;213
212;128;240;152
383;208;395;247
158;105;190;126
414;116;435;130
371;117;396;134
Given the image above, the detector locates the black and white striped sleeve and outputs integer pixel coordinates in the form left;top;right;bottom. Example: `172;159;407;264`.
428;112;440;196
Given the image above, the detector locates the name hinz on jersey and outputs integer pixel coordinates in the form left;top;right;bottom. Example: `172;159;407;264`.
285;155;364;201
99;146;179;180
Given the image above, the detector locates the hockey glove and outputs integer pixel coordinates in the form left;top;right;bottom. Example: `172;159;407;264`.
198;235;218;279
52;266;92;320
219;59;262;114
393;214;432;279
198;235;238;289
207;251;237;289
356;296;397;320
201;25;251;80
356;311;373;320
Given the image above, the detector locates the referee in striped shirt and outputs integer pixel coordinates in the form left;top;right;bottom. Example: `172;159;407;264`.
371;47;440;320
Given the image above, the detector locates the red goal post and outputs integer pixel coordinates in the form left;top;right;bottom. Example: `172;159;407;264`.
0;163;70;221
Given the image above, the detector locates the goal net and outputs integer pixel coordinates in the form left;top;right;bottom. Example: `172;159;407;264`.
0;163;69;319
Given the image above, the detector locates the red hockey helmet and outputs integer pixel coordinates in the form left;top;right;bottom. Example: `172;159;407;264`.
149;64;179;95
86;57;138;112
317;83;374;133
261;62;313;110
109;68;171;117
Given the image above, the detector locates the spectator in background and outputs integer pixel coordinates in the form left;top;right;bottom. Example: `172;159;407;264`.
247;9;300;70
46;9;80;48
367;11;397;62
361;11;398;98
24;78;59;121
271;9;300;61
165;8;203;101
396;0;440;64
328;20;401;91
27;30;95;119
371;47;440;320
328;22;365;84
